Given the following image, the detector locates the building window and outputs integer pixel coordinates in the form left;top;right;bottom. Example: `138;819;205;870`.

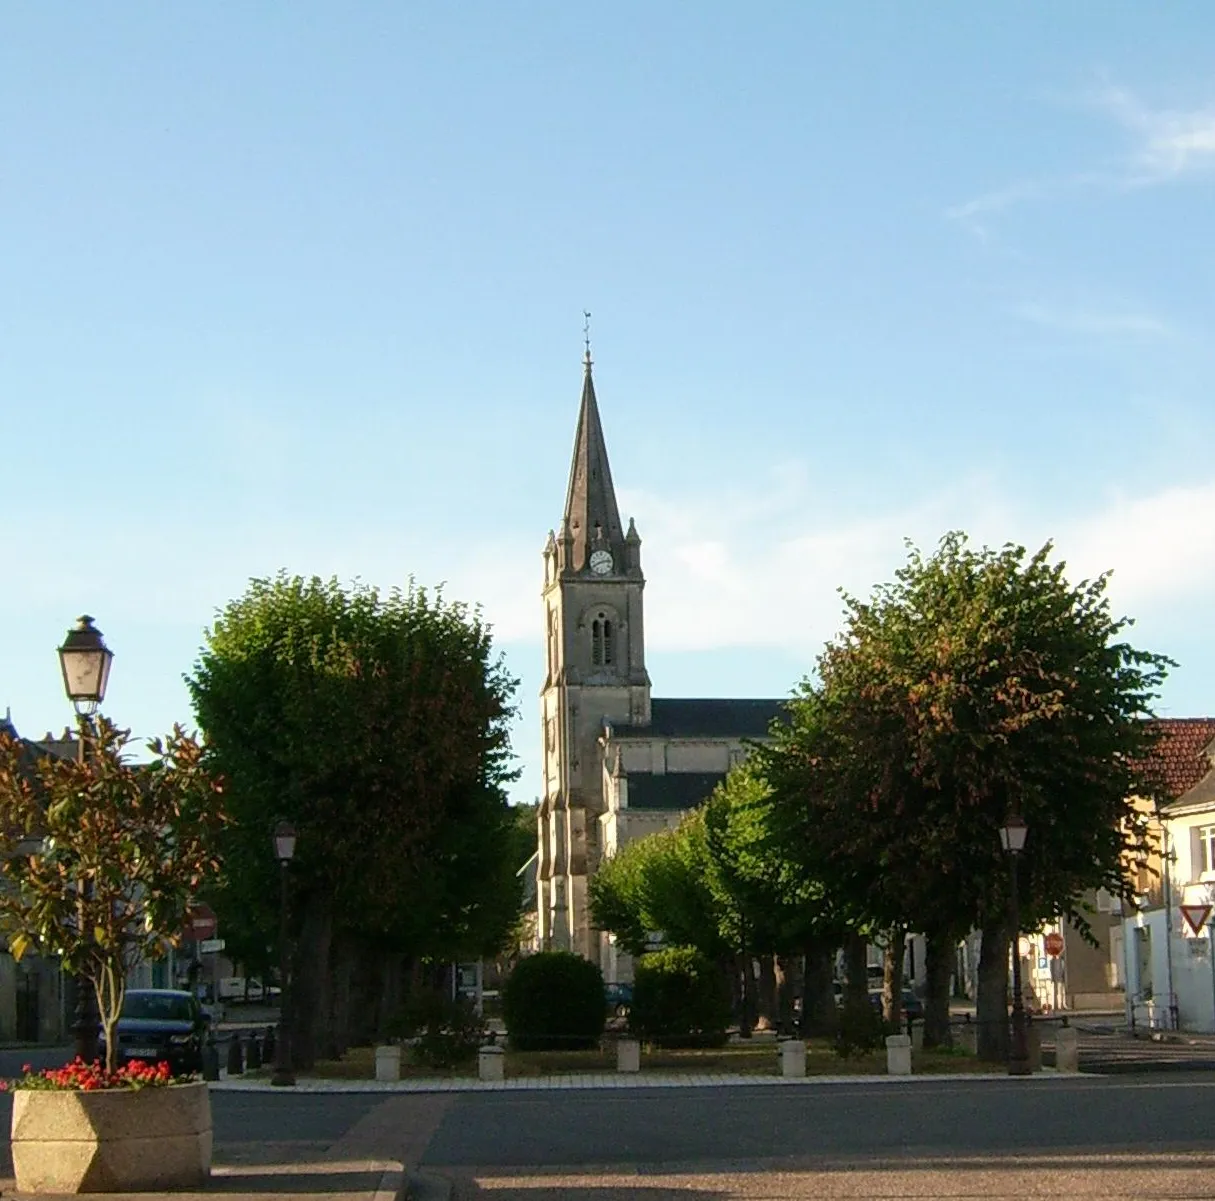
1199;825;1215;875
591;614;614;667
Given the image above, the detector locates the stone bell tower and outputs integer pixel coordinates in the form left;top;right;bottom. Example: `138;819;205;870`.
536;349;650;956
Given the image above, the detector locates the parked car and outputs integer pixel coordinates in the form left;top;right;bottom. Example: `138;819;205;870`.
604;982;633;1015
97;989;208;1074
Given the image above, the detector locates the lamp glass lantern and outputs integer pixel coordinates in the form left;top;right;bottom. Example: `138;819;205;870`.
274;821;297;864
999;813;1028;855
58;616;114;716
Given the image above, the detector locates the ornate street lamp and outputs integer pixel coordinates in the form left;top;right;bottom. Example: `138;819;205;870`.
1000;813;1031;1077
58;615;113;1065
58;616;114;720
270;820;297;1088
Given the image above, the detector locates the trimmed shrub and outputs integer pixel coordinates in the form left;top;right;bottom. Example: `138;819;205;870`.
628;946;731;1048
388;991;487;1069
833;999;887;1058
502;951;607;1051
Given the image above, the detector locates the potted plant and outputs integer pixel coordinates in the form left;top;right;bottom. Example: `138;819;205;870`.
0;719;225;1194
5;1058;212;1192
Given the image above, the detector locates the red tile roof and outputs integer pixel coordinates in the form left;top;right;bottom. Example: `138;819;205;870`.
1147;718;1215;799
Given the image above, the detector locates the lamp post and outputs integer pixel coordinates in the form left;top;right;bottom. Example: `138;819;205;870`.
270;820;297;1087
999;813;1031;1077
57;615;114;1065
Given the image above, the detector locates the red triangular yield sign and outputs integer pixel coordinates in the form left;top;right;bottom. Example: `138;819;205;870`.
1180;904;1212;935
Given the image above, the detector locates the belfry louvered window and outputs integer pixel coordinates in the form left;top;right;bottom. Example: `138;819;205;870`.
592;614;615;666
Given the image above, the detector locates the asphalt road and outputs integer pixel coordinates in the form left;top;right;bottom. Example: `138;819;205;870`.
421;1076;1215;1169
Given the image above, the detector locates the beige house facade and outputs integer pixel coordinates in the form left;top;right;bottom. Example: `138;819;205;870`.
535;355;783;980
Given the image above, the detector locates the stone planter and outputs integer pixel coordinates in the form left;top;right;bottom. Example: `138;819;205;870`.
779;1038;806;1078
375;1044;401;1082
11;1079;211;1194
616;1038;640;1073
885;1033;912;1076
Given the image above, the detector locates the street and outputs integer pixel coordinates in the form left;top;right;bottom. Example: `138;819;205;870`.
419;1077;1215;1199
4;1070;1215;1197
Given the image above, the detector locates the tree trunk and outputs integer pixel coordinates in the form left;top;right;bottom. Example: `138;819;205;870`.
736;951;753;1038
800;940;837;1037
775;953;799;1036
843;932;869;1013
881;930;906;1029
379;951;405;1042
922;929;954;1049
325;933;356;1060
290;890;333;1070
756;955;777;1031
976;921;1010;1063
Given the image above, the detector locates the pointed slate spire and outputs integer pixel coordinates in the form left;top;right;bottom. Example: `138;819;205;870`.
562;351;625;573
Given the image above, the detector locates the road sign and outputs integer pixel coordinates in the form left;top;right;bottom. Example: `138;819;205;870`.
186;904;218;942
1181;904;1212;936
199;938;225;955
1044;932;1065;957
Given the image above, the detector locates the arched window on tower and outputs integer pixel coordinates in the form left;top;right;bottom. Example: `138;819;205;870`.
591;612;615;668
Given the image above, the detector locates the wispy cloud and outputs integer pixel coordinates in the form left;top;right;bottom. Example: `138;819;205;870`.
1090;83;1215;183
1013;302;1174;339
946;172;1108;235
948;82;1215;232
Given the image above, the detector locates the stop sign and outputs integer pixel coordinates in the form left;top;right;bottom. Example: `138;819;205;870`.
1044;931;1065;957
186;904;217;942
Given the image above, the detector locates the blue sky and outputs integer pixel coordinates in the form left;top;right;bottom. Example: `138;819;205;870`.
3;5;1214;803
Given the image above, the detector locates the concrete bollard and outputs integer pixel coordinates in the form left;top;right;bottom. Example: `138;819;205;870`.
910;1021;924;1052
779;1038;806;1078
1055;1025;1080;1072
885;1033;912;1076
478;1044;505;1082
226;1035;244;1076
957;1022;978;1054
616;1038;640;1073
375;1045;401;1082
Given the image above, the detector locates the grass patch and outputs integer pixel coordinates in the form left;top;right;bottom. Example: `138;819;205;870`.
264;1035;991;1082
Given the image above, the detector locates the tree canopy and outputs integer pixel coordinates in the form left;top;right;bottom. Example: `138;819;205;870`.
187;574;521;1059
759;533;1171;1052
0;720;224;1070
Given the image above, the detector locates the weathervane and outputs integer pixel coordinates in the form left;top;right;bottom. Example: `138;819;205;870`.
583;310;592;364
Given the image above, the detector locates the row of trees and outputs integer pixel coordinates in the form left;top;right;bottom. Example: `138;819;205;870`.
592;534;1174;1059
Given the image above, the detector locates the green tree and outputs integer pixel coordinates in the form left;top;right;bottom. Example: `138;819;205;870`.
763;534;1171;1058
701;763;849;1035
0;720;224;1071
187;574;518;1065
590;816;729;961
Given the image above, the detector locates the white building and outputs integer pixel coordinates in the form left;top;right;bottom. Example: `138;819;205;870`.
1121;721;1215;1032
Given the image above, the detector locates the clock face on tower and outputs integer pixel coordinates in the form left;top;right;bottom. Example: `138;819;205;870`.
589;549;614;576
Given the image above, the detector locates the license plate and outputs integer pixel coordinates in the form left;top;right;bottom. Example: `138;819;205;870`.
126;1048;158;1058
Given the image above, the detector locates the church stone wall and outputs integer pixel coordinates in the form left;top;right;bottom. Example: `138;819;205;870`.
612;737;746;777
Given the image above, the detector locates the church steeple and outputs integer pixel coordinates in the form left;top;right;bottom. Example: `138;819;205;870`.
562;351;625;574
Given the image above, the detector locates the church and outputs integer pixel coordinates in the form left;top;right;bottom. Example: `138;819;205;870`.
536;352;786;982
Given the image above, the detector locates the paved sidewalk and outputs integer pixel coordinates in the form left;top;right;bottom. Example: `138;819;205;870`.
0;1092;459;1201
437;1152;1215;1200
